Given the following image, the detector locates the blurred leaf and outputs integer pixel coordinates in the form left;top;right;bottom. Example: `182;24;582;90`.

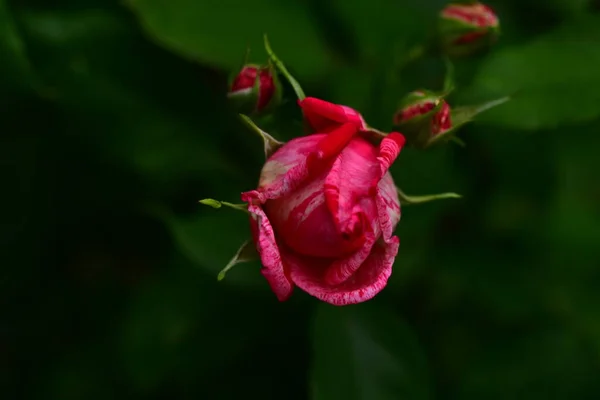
120;257;272;392
466;15;600;129
311;302;431;400
126;0;333;79
328;0;431;61
0;0;35;94
455;328;599;400
157;206;265;289
16;9;245;192
545;121;600;248
427;96;510;147
264;34;306;101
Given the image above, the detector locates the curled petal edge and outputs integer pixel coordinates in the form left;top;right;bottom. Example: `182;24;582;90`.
286;237;399;306
248;204;294;301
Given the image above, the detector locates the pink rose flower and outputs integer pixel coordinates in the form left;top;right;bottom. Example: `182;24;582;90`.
241;97;406;305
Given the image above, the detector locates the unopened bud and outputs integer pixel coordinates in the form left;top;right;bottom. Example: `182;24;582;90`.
439;2;499;56
393;90;452;148
227;64;281;114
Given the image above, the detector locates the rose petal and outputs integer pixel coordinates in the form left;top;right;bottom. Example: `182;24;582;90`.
323;232;376;286
376;172;401;242
299;97;366;133
286;237;400;306
242;135;325;204
324;138;379;238
374;132;405;181
248;204;294;301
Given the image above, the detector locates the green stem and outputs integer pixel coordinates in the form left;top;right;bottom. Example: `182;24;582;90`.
264;34;306;100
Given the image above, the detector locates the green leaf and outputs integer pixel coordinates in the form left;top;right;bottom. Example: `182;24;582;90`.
427;96;510;147
119;257;272;392
154;206;264;289
0;0;36;94
311;302;431;400
126;0;333;79
327;0;429;61
466;15;600;130
16;10;245;192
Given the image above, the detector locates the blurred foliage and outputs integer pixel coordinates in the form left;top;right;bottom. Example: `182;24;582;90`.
2;0;600;399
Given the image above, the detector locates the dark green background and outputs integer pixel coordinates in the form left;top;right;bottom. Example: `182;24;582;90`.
3;0;600;399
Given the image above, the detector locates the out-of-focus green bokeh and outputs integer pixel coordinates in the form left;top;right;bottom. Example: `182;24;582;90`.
3;0;600;399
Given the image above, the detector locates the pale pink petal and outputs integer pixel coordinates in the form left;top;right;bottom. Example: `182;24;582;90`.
376;172;401;242
242;135;325;204
247;204;294;301
286;237;400;306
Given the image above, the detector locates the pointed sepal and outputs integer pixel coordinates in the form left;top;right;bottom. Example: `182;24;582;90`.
425;95;510;148
397;187;462;206
239;113;284;159
217;239;259;281
442;57;455;94
199;198;248;213
264;34;306;101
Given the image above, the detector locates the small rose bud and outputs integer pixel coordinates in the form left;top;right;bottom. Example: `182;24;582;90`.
227;64;281;114
392;90;452;148
439;2;499;56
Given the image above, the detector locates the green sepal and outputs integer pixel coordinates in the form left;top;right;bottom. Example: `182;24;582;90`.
425;95;510;148
217;239;259;281
199;198;248;213
362;126;389;145
263;34;306;101
397;187;462;206
238;114;283;159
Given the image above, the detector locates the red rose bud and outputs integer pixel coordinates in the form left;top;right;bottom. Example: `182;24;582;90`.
241;97;406;305
392;90;452;148
439;2;499;56
227;64;281;114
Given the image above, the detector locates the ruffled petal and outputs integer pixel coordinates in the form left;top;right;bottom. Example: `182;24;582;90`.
376;172;401;242
369;133;404;242
286;237;400;306
247;204;294;301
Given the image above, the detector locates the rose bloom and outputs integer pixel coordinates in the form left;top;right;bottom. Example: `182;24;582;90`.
241;98;406;305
